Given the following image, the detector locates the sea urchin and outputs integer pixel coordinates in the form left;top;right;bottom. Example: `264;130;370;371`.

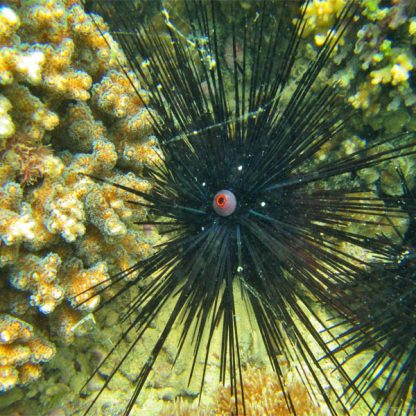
79;1;416;415
333;173;416;416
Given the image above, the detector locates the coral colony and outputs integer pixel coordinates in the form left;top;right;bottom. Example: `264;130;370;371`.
0;0;155;397
0;1;415;416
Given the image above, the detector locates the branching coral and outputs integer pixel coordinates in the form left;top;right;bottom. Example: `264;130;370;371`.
301;0;416;131
299;0;416;195
0;183;36;256
352;2;415;135
10;253;63;315
299;0;347;46
0;314;55;392
62;258;109;312
0;0;157;402
349;24;416;120
0;95;14;145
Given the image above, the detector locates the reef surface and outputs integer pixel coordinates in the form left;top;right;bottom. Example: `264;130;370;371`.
0;0;415;415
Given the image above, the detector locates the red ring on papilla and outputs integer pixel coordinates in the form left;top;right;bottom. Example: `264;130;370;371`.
213;190;237;216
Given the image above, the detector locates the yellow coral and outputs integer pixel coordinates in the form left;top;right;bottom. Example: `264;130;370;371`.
0;94;14;141
10;253;64;314
92;69;147;118
349;81;381;114
0;5;20;43
27;337;56;363
391;53;414;85
44;183;86;242
299;0;347;46
214;366;322;416
63;258;110;312
0;0;156;396
19;362;42;385
369;53;414;87
0;344;31;366
58;101;106;152
0;313;32;343
0;314;55;392
0;365;18;392
3;84;59;142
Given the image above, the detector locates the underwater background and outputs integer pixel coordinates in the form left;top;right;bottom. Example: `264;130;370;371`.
0;0;415;415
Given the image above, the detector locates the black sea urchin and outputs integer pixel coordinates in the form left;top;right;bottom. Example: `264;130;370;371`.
333;174;416;416
79;1;416;415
